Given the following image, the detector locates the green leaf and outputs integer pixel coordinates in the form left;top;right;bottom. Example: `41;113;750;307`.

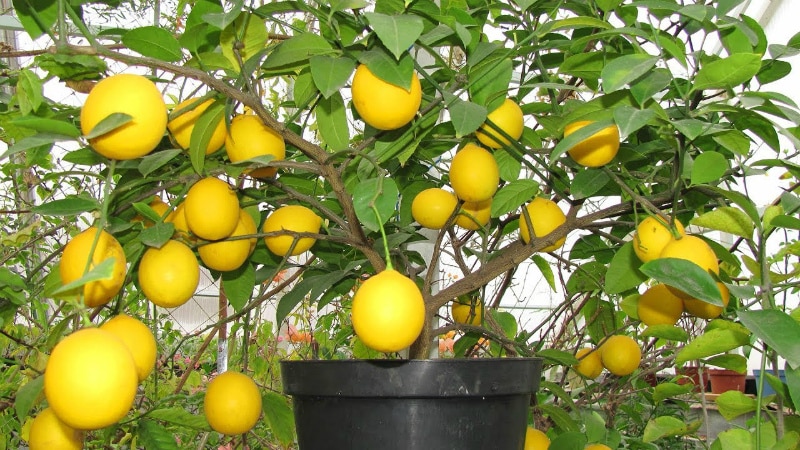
772;432;800;450
83;112;133;139
15;376;43;421
16;69;43;115
491;179;539;218
351;177;399;232
643;416;702;442
675;328;751;365
758;60;792;85
640;258;722;306
571;168;610;200
50;258;118;297
715;390;758;420
221;14;268;68
613;106;656;139
33;196;99;216
712;429;754;450
601;54;659;93
495;148;522;182
316;92;350;151
364;12;424;60
705;353;748;372
123;26;183;62
537;349;577;366
12;0;58;40
139;150;181;177
310;55;355;99
704;186;761;225
531;254;556;291
139;223;175;248
691;151;730;185
551;119;615;163
738;309;800;369
693;53;762;91
147;407;211;430
653;382;694;403
137;419;179;450
35;52;107;81
446;94;487;138
358;50;415;91
2;133;67;161
189;100;225;169
222;263;255;312
468;48;513;108
691;206;754;239
584;298;619;345
9;117;81;138
275;270;350;325
604;241;648;295
642;325;689;342
537;404;581;433
201;0;241;29
263;33;334;70
262;391;296;447
491;310;518;339
712;130;751;155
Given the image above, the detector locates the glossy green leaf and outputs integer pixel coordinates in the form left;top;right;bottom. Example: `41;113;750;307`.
639;258;722;306
531;254;556;291
602;54;659;93
189;100;225;169
715;390;757;420
693;53;762;91
222;263;255;312
50;258;118;296
138;223;175;248
711;429;753;450
584;298;619;345
262;391;296;446
495;148;522;182
137;419;179;450
33;196;99;216
364;12;424;60
613;106;656;139
705;353;748;372
537;349;577;366
83;112;132;139
642;325;689;342
653;382;694;403
317;92;350;151
352;177;399;232
537;405;581;433
712;129;751;155
12;0;57;40
446;94;487;138
221;14;268;68
2;133;66;161
643;415;702;443
758;60;792;85
15;376;43;421
310;55;355;99
358;50;415;91
691;206;754;239
738;309;800;369
691;151;729;185
17;69;43;115
491;179;539;218
147;407;211;430
704;186;761;224
201;0;242;29
604;241;648;295
35;52;107;81
123;26;183;62
10;117;81;138
139;149;181;177
468;50;513;109
263;33;334;70
675;328;751;365
570;168;610;200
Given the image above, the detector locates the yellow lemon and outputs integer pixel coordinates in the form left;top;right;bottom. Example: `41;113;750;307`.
684;282;730;319
225;114;286;179
100;314;157;381
637;283;684;326
184;177;241;241
563;120;620;167
203;371;262;435
519;197;567;252
574;347;603;379
351;63;422;130
44;328;138;430
600;335;641;377
524;427;550;450
262;205;322;257
59;227;127;308
585;445;613;450
28;407;84;450
659;235;719;299
198;209;257;272
411;188;458;229
165;202;191;237
449;143;500;202
476;98;524;148
351;269;426;353
167;97;226;154
451;296;483;325
633;216;685;263
80;73;167;160
455;199;492;230
138;240;200;308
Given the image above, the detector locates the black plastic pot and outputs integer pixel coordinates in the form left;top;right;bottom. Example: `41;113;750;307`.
281;358;543;450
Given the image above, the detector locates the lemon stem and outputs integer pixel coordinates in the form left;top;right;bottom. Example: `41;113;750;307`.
371;205;393;271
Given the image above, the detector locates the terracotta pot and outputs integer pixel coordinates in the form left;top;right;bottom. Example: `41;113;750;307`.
675;365;709;392
709;369;747;394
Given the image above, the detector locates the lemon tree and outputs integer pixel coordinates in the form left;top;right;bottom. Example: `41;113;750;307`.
3;0;800;448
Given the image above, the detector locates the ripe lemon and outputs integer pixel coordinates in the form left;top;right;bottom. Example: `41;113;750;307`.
659;235;719;299
165;202;191;237
167;97;226;154
59;227;127;308
351;63;422;130
519;197;567;252
44;328;138;430
637;283;684;326
262;205;322;257
198;209;257;272
455;199;492;230
449;143;499;202
684;282;730;319
563;120;620;167
451;296;483;325
138;240;200;308
80;73;167;160
203;371;262;435
411;188;458;229
476;98;524;148
28;407;84;450
184;177;241;241
351;269;426;353
600;335;641;377
225;114;286;179
99;314;157;381
524;427;550;450
574;347;603;379
633;216;685;263
585;444;613;450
